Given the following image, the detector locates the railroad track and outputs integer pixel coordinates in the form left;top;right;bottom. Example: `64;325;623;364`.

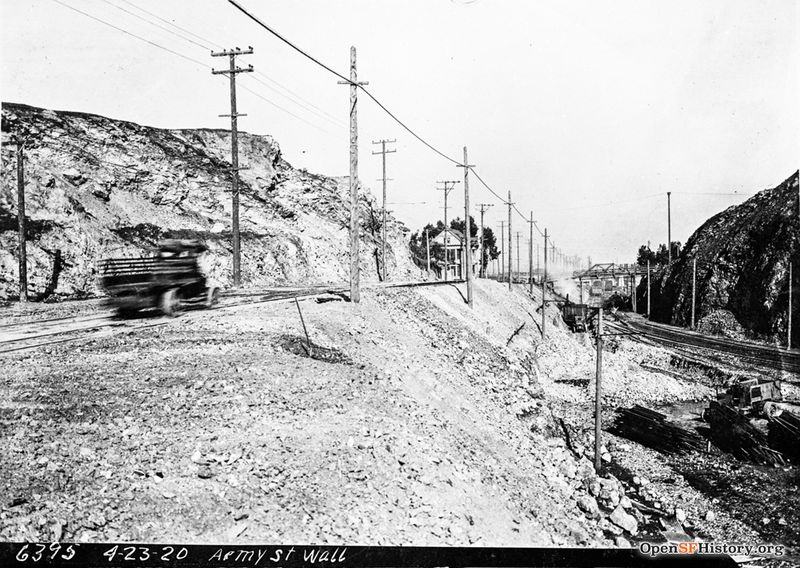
610;313;800;376
0;279;459;355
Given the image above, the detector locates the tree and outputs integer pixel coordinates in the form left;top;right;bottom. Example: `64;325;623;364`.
410;217;499;274
636;245;657;266
636;241;682;266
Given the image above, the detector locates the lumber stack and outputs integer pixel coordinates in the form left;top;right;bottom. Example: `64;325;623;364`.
705;401;787;466
768;410;800;461
609;405;705;454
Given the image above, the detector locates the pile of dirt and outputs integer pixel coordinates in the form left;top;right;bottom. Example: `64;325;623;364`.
696;310;748;341
0;102;421;299
638;171;799;345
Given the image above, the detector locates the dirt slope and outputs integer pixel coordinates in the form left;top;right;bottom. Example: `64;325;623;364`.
0;102;419;300
2;280;776;551
641;171;799;344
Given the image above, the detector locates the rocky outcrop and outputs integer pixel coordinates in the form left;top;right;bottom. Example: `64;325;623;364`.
640;171;799;345
0;102;419;299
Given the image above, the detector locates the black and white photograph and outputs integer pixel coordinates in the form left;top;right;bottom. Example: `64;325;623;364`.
0;1;798;566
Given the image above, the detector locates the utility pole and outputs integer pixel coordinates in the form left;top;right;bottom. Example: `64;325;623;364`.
425;228;431;275
691;258;697;329
542;228;548;338
476;203;493;278
647;260;651;319
437;181;459;281
337;46;368;303
528;212;534;295
498;221;505;281
507;191;513;291
515;231;521;280
14;137;27;302
789;262;793;350
667;191;672;264
594;307;604;472
458;147;475;306
212;46;253;288
372;138;396;282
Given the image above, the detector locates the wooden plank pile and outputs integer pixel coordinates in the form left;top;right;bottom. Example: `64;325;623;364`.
768;410;800;461
705;401;787;466
609;405;705;454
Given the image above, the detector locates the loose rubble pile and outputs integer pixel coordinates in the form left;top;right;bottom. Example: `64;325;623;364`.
696;310;748;341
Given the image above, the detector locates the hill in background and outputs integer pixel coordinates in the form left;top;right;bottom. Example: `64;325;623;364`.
0;102;419;299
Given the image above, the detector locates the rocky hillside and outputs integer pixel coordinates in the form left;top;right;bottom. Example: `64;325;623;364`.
641;171;799;345
0;102;419;299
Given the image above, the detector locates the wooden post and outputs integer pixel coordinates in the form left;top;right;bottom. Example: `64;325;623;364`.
542;228;548;338
691;257;697;329
16;138;27;303
461;147;474;307
338;46;367;303
507;191;512;291
425;228;431;275
498;221;505;281
667;191;672;264
789;261;793;350
647;260;651;319
371;139;396;282
595;307;603;472
528;212;534;296
212;46;254;288
579;278;583;304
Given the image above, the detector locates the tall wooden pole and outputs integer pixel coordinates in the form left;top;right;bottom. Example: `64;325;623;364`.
212;46;253;287
789;261;793;350
461;147;474;307
338;46;367;302
542;228;548;338
691;258;697;329
667;191;672;264
528;212;534;295
425;228;431;275
477;204;492;278
647;260;651;319
498;221;505;281
594;307;604;472
372;139;395;282
507;191;512;291
16;138;27;303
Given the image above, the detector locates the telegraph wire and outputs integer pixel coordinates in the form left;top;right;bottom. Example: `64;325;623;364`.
226;0;463;166
53;0;211;69
117;0;224;50
52;0;340;135
112;0;346;130
99;0;210;50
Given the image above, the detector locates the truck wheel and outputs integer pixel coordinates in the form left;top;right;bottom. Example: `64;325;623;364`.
161;288;182;317
206;286;220;308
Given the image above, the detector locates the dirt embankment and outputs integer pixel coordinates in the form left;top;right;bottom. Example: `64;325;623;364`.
0;280;793;556
1;102;419;300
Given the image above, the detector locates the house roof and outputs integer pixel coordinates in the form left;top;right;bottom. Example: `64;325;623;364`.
431;228;465;247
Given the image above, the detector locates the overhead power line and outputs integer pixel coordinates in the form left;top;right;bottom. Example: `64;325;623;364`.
53;0;210;69
226;0;462;166
99;0;210;50
52;0;340;135
117;0;223;49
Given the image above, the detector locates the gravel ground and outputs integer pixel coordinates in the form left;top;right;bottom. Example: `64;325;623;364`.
0;280;797;564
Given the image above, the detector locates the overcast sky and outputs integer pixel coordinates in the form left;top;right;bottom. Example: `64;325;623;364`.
1;0;797;264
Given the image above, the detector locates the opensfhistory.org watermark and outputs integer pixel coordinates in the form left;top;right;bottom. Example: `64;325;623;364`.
639;541;786;557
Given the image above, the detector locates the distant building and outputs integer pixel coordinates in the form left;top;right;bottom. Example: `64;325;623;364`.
431;228;477;280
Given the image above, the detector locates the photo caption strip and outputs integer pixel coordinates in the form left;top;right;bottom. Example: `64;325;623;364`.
2;543;739;567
